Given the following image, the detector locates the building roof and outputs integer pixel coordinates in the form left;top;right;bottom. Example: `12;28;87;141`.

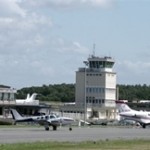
0;85;11;88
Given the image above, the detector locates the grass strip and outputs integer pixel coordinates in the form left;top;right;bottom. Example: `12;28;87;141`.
0;139;150;150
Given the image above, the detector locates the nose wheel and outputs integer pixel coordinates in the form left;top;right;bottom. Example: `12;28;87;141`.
142;124;146;129
69;125;72;131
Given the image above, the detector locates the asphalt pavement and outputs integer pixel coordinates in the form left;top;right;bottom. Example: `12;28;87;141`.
0;126;150;144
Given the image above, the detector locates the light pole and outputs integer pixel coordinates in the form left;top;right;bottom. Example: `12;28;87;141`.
83;61;88;125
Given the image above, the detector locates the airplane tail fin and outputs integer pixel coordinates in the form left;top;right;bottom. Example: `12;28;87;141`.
26;93;37;102
116;100;132;113
26;94;30;100
10;109;23;121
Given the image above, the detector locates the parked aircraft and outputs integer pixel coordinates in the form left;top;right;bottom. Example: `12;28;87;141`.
116;100;150;128
16;93;38;104
11;109;74;131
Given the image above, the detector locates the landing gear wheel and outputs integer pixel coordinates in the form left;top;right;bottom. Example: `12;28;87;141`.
142;124;146;129
45;126;49;131
69;127;72;131
53;126;57;131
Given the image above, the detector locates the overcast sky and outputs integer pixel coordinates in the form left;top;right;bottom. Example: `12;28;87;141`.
0;0;150;89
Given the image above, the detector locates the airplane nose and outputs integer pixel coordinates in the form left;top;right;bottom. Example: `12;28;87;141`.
119;112;126;117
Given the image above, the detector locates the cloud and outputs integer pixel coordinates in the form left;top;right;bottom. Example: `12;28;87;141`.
23;0;113;9
0;13;53;55
0;0;111;88
118;61;150;74
0;0;26;17
54;38;89;54
0;11;88;88
116;60;150;85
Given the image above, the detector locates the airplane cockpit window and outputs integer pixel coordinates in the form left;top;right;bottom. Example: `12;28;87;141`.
50;115;55;119
45;116;49;120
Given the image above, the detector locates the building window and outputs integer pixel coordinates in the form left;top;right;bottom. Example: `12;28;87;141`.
102;99;105;103
102;88;105;93
99;99;101;104
0;93;2;100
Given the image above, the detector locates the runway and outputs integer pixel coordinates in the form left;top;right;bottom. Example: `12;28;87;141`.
0;126;150;144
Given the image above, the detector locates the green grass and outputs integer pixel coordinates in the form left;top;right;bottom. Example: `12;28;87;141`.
0;139;150;150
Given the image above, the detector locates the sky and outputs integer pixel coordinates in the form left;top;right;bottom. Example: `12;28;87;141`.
0;0;150;89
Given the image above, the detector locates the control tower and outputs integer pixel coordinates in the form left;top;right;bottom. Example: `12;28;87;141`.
75;55;116;119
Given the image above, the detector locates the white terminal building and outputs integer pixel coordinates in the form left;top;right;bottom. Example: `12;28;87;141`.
0;85;49;118
61;55;117;120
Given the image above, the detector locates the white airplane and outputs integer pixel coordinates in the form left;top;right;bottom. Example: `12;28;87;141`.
11;109;74;131
116;100;150;128
16;93;38;104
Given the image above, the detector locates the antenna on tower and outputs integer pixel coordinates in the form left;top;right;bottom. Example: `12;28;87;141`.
93;43;96;56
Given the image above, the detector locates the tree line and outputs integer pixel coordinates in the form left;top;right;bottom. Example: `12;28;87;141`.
16;84;150;102
118;84;150;102
16;83;75;102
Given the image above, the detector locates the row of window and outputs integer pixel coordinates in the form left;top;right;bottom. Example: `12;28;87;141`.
87;73;102;76
89;61;114;69
63;111;83;114
0;93;15;101
86;87;105;93
36;114;58;120
86;87;115;94
86;97;105;104
86;73;115;77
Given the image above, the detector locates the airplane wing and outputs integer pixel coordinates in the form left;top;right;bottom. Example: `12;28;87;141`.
16;118;34;122
34;118;61;126
60;117;74;125
34;116;74;127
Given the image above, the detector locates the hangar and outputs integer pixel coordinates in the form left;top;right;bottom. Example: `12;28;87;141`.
0;85;50;120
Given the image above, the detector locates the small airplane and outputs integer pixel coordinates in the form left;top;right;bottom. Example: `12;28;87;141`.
16;93;38;104
116;100;150;128
10;109;74;131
